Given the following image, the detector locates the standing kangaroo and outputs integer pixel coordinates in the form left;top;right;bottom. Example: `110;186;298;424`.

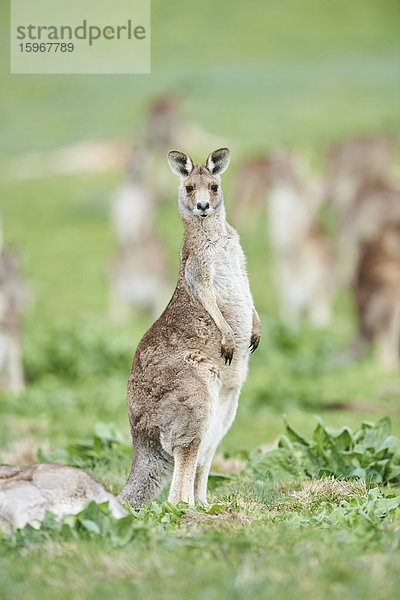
119;148;261;507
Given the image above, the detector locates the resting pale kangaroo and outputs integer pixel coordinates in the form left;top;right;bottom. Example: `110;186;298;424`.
119;148;261;507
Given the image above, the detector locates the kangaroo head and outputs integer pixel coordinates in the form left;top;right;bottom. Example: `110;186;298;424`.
168;148;230;222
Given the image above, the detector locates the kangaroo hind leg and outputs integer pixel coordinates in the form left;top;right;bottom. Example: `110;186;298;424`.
168;439;201;507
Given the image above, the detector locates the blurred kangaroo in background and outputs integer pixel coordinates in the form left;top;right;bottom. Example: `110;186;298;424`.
0;216;25;394
119;148;261;507
145;95;181;153
337;178;400;287
325;133;396;221
231;156;270;228
351;222;400;369
267;152;335;327
143;95;227;199
110;146;169;320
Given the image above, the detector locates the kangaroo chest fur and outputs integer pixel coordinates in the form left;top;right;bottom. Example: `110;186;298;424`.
183;229;254;355
206;236;253;345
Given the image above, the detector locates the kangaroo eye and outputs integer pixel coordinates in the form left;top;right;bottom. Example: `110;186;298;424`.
185;185;194;193
210;185;218;193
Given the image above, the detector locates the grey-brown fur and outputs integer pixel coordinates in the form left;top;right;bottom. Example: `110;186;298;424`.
110;146;169;320
266;152;335;327
119;148;261;508
325;133;396;220
352;222;400;369
337;178;400;287
231;156;270;228
0;218;25;394
0;463;127;533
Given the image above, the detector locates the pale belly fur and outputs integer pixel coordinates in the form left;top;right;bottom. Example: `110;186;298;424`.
197;241;253;465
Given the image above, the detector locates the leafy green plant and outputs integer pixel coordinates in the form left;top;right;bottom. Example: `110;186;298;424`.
286;487;400;532
4;501;137;549
244;417;400;485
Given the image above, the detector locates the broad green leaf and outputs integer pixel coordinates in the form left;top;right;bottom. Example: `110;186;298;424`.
284;418;310;446
80;519;101;534
277;434;293;450
206;504;226;514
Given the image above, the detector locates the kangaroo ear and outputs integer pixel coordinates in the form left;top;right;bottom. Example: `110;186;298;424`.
205;148;230;175
168;151;194;177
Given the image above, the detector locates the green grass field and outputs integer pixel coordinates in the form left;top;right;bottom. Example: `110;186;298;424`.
1;1;400;598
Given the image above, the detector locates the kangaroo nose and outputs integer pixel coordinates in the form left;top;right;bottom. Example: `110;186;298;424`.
197;202;210;211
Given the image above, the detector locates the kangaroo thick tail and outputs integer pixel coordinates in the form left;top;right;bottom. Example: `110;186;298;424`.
118;434;172;509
